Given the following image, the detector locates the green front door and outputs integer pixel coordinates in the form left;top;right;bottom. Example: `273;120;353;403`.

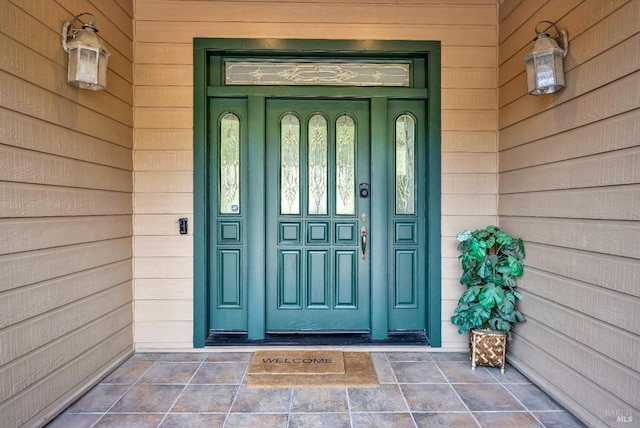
265;99;371;331
194;39;442;347
206;96;429;338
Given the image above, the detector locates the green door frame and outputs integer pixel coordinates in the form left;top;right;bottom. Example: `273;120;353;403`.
193;38;441;347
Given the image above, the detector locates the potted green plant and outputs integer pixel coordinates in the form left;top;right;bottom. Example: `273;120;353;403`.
451;225;526;373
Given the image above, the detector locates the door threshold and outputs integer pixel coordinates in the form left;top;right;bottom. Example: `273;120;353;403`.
205;330;429;346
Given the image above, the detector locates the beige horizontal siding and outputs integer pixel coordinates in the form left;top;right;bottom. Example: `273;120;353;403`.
0;109;132;169
500;147;640;193
0;328;133;428
134;151;193;171
0;262;132;329
134;236;193;257
500;72;639;151
133;0;499;350
1;72;132;147
135;86;193;107
134;214;193;235
134;321;193;350
0;146;132;192
134;172;193;193
442;153;497;173
135;257;193;279
442;174;497;195
501;217;640;260
1;183;132;218
509;322;635;426
135;279;194;300
135;129;193;150
0;216;131;254
524;243;640;297
498;0;640;426
0;1;134;426
499;109;640;172
499;187;640;220
134;193;193;214
441;215;497;236
137;1;495;25
136;42;194;64
442;130;496;152
522;269;638;334
0;282;132;367
139;21;496;46
0;306;132;403
520;293;640;372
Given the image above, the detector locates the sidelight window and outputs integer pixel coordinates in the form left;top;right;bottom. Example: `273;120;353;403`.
395;114;415;214
335;115;356;215
219;113;240;214
280;114;301;214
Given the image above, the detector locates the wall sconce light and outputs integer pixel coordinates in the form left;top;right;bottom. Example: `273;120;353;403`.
61;13;110;91
523;21;569;95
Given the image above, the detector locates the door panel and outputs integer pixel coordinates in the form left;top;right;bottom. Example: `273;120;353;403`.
265;99;370;331
388;100;427;330
209;98;249;331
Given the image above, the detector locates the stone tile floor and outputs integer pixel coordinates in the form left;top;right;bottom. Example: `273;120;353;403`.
47;351;585;427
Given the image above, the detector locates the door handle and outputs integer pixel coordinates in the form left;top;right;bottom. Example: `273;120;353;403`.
360;225;367;260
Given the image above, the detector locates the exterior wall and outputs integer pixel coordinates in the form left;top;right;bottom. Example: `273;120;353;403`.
133;0;498;350
0;1;134;426
498;1;639;426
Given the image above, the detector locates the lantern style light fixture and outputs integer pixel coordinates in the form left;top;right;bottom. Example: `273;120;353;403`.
61;13;110;91
523;21;569;96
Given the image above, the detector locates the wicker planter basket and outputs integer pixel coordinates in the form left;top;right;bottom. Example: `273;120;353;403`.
470;329;507;373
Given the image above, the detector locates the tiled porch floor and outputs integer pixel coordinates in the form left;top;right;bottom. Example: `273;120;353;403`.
47;351;585;427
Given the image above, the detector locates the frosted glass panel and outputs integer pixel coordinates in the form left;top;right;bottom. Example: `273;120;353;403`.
308;115;328;215
335;115;355;215
220;113;240;214
226;61;410;86
395;114;415;214
281;114;300;214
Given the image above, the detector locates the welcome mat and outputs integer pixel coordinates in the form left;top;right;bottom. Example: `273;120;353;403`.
247;351;378;387
249;350;345;375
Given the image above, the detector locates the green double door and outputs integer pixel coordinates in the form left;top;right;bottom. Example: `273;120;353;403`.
209;96;426;336
265;99;371;331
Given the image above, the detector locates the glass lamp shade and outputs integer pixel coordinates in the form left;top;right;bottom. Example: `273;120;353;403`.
523;33;566;95
66;27;109;91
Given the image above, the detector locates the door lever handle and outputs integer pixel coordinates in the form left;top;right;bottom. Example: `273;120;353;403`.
360;225;367;260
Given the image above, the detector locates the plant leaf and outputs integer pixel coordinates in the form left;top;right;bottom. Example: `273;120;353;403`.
517;238;526;258
456;230;472;242
478;284;504;309
469;240;486;261
489;318;511;331
508;255;524;276
461;286;481;303
500;294;516;314
471;305;491;326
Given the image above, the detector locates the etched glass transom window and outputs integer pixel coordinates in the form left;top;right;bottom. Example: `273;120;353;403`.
308;114;328;215
225;61;410;87
335;115;356;215
219;113;240;214
395;114;415;214
280;114;301;214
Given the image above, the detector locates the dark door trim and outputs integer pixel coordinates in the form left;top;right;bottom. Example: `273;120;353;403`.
193;38;441;347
